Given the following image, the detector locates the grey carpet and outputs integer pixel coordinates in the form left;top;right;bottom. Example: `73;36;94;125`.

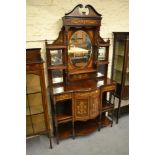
26;115;129;155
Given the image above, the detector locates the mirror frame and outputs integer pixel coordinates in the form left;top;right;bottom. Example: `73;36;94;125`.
68;30;92;68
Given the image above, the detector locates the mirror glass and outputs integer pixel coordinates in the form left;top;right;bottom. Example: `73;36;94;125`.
98;47;106;60
50;50;62;65
68;30;92;68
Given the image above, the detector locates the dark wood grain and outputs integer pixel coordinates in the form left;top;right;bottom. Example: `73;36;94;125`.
45;4;117;143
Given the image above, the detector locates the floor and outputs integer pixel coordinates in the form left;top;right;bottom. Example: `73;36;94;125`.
26;115;129;155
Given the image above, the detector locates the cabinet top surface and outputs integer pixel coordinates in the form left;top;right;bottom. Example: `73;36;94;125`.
51;78;116;95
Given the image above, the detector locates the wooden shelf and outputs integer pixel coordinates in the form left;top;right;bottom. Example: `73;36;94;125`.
69;68;96;75
48;65;66;70
97;60;109;65
102;103;114;112
57;114;72;123
75;119;98;136
52;77;63;84
96;72;104;78
100;116;112;127
58;123;72;139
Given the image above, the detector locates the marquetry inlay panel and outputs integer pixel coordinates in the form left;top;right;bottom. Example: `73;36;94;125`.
55;93;72;102
74;89;100;120
101;85;116;92
75;99;89;120
90;89;100;118
63;19;101;26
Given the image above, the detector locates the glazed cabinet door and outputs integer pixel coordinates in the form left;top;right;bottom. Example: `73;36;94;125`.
26;72;46;136
74;92;90;121
89;89;100;119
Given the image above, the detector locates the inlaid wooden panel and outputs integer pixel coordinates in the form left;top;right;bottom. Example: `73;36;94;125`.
75;99;89;120
26;116;33;135
32;114;46;133
90;90;100;118
101;85;116;92
26;74;41;94
28;93;44;115
55;93;72;102
74;92;89;120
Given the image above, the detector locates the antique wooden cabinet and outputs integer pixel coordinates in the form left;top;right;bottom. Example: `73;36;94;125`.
26;48;52;148
111;32;129;123
46;4;116;144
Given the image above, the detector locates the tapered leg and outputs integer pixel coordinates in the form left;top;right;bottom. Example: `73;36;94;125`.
116;98;121;124
72;121;75;139
49;133;52;149
111;93;115;127
55;125;59;144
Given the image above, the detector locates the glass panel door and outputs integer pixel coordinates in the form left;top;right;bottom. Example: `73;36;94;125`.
113;40;125;84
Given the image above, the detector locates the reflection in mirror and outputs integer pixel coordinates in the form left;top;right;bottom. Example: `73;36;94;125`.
52;70;63;84
68;30;92;67
50;50;62;65
98;47;106;60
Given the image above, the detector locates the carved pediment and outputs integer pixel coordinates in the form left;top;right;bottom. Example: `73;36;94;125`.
64;4;101;18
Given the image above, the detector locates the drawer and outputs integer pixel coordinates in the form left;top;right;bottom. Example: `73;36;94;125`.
75;89;99;98
55;93;72;102
101;85;116;92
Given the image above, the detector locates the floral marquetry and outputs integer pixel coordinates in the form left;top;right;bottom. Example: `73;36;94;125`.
75;99;89;120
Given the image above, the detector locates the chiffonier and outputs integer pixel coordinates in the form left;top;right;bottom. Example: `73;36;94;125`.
26;48;52;148
45;4;116;144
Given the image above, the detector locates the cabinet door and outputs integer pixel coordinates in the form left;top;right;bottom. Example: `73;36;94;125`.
89;90;100;119
74;92;90;121
112;32;129;99
26;72;47;135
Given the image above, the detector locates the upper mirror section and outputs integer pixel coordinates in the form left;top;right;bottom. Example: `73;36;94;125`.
68;30;92;68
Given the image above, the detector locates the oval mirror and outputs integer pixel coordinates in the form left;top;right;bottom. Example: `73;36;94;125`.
68;30;92;68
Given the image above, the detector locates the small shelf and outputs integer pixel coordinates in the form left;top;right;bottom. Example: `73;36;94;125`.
46;45;66;49
48;65;66;70
58;122;73;139
96;72;104;78
96;60;109;65
100;116;112;127
69;68;96;75
75;119;98;136
57;114;72;123
102;101;114;112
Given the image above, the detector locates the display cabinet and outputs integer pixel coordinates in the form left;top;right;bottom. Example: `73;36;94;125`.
26;48;52;148
111;32;129;123
46;4;116;144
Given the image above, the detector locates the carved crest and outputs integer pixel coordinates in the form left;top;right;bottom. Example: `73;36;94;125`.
65;4;101;18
